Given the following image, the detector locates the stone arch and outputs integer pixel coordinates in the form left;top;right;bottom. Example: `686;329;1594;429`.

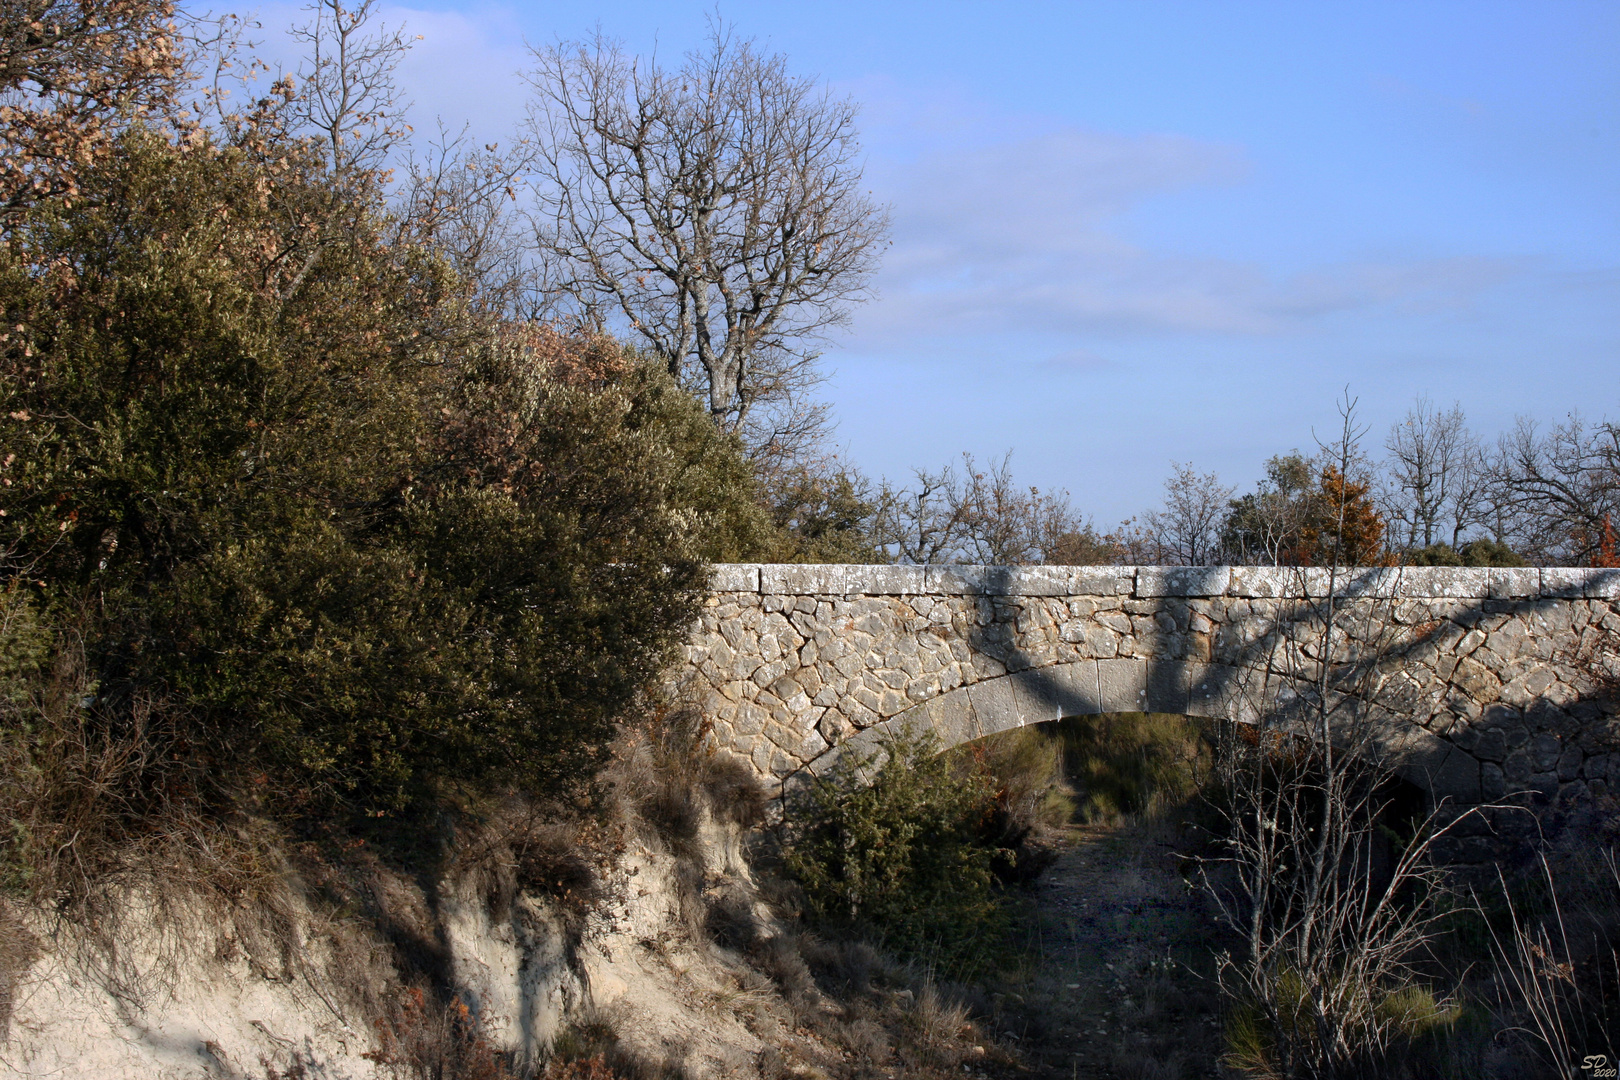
688;564;1619;820
793;657;1484;806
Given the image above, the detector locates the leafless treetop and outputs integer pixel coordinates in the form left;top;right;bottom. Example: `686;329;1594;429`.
524;25;889;449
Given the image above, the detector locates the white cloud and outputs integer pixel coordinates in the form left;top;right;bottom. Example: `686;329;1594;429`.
241;2;533;144
848;87;1521;349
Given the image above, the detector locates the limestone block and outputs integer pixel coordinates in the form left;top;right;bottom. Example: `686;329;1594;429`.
844;564;929;595
1531;733;1562;772
1096;658;1149;713
906;673;942;702
1502;746;1533;784
996;668;1047;723
1471;728;1508;762
1489;568;1540;599
1445;655;1501;703
1143;660;1202;715
818;709;856;743
710;564;761;593
1069;567;1131;596
1187;663;1240;719
970;653;1007;679
1587;570;1620;599
761;564;846;595
1541;567;1591;598
875;668;908;690
1328;568;1402;598
1002;566;1075;596
733;702;767;737
1481;762;1507;800
1229;567;1294;598
966;677;1022;735
752;658;791;688
794;727;830;763
1135;567;1231;598
925;565;1069;596
843;696;878;730
1499;666;1556;709
895;686;980;747
1400;567;1491;598
1374;721;1484;804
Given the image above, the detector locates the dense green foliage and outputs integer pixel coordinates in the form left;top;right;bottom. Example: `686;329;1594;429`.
0;128;763;815
781;727;1013;975
1059;713;1212;824
1402;539;1526;567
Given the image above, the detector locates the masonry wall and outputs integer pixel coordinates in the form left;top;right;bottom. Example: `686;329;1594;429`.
682;565;1620;859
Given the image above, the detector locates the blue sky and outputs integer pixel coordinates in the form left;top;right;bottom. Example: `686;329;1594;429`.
252;0;1619;524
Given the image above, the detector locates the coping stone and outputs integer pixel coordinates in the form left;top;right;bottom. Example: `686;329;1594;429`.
1135;566;1232;597
1068;566;1132;596
1003;565;1078;596
845;564;928;595
1541;567;1592;599
1403;567;1491;598
924;565;1063;595
1229;567;1294;598
710;564;761;593
760;564;845;595
1585;569;1620;600
1489;568;1540;600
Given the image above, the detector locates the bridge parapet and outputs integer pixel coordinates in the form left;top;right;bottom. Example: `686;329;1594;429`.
683;565;1620;859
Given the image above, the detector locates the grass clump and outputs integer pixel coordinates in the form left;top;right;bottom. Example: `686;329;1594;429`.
1058;712;1212;824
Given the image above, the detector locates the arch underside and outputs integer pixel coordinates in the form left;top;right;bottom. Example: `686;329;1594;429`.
790;658;1483;805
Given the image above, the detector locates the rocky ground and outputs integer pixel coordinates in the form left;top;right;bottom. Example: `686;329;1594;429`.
991;819;1228;1080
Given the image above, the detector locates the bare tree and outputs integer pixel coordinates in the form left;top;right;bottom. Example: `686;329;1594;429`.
1381;396;1487;551
1223;452;1316;566
952;452;1090;565
873;462;971;566
871;452;1093;565
1133;462;1235;566
283;0;413;183
523;25;889;453
1490;414;1620;564
394;123;538;317
211;0;416;304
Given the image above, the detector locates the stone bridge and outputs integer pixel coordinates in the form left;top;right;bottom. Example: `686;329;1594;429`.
682;565;1620;847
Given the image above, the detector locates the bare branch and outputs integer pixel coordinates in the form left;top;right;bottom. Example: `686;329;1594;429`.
522;24;889;446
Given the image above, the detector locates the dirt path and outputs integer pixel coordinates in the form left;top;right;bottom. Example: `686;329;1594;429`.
992;820;1229;1080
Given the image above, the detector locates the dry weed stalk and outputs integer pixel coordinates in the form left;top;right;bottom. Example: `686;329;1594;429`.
1197;398;1478;1079
1485;851;1620;1079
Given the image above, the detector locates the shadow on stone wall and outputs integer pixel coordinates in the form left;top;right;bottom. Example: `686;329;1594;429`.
778;565;1620;869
